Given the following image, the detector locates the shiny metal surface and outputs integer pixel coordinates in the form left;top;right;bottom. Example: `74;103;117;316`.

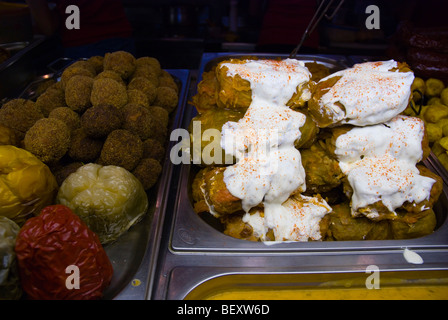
184;270;448;300
0;41;29;55
150;53;448;300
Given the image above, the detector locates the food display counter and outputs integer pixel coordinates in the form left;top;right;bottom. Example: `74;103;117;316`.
0;45;192;299
142;53;448;300
1;41;448;300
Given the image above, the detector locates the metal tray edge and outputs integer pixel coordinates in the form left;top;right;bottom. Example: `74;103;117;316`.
113;69;191;300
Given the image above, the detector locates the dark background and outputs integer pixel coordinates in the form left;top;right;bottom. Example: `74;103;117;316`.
1;0;447;70
120;0;447;69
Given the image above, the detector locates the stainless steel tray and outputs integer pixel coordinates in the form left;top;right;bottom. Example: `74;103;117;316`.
14;67;191;300
150;53;448;300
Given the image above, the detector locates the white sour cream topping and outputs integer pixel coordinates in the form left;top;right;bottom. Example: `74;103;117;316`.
335;115;435;216
319;60;414;126
219;59;332;241
403;248;424;264
243;195;332;241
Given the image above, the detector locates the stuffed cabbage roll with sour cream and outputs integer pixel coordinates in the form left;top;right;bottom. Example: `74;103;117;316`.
300;141;344;195
235;194;332;242
326;202;392;241
389;208;437;239
190;70;220;113
325;202;438;241
308;60;414;128
221;212;263;242
189;108;245;166
215;58;314;111
332;115;441;221
189;56;444;243
192;166;243;217
221;194;331;242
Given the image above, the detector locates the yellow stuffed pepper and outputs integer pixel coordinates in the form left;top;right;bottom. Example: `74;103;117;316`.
0;145;58;225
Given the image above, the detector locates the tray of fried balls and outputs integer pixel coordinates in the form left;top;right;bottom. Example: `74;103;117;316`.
0;50;184;299
188;55;446;244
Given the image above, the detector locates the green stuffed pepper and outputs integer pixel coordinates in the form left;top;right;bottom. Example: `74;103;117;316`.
0;216;22;300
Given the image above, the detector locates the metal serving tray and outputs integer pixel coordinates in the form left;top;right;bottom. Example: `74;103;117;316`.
14;66;191;300
150;53;448;300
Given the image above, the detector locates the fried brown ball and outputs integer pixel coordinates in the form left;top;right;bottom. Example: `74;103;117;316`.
35;86;67;117
24;118;71;163
152;125;168;143
158;70;178;93
135;56;162;76
142;138;165;163
87;56;104;73
148;106;169;141
95;70;126;86
128;76;157;105
68;128;103;162
103;51;136;79
149;106;169;128
153;86;178;113
90;78;128;109
60;65;95;89
122;103;155;140
34;79;57;97
65;75;94;113
131;64;159;87
81;104;123;138
0;98;44;140
127;89;149;108
48;107;81;131
49;80;64;91
132;158;162;190
99;129;143;171
51;161;83;186
0;124;17;146
69;60;97;75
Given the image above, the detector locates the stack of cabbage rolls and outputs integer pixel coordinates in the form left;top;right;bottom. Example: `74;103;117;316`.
189;58;443;242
